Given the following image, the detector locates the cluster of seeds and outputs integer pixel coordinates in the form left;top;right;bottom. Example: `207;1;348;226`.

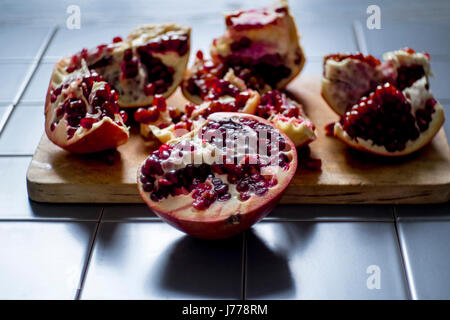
341;83;435;152
256;90;300;119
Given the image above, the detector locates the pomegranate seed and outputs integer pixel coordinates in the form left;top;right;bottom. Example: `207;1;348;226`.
196;50;204;60
154;94;167;111
112;36;123;43
134;106;159;123
119;110;128;123
144;83;156;96
80;117;97;129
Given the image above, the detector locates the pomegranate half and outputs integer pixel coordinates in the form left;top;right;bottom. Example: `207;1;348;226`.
137;112;297;239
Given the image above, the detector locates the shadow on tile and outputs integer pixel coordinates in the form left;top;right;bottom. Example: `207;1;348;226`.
27;200;103;221
155;234;243;298
244;229;297;298
269;204;394;221
396;203;450;221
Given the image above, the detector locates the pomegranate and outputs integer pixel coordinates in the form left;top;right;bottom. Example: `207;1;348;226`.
45;60;129;153
209;0;305;91
137;112;297;239
63;23;191;108
322;48;432;116
322;48;444;156
257;90;316;147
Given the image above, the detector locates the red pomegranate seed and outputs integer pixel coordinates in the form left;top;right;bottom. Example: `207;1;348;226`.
144;83;156;96
154;94;167;112
134;107;159;123
119;110;128;123
196;50;204;60
324;122;335;136
80;117;97;129
112;36;123;43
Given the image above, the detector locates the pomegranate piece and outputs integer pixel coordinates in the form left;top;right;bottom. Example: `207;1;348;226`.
334;82;445;156
257;90;316;147
137;89;260;143
322;47;444;156
45;61;129;153
322;48;433;116
137;112;297;239
209;0;305;91
63;23;191;108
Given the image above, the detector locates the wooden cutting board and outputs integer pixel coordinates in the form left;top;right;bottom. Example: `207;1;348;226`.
26;75;450;204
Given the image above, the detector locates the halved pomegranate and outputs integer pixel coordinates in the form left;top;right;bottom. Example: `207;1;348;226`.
209;0;305;91
334;82;444;156
63;23;190;108
45;61;129;153
137;112;297;239
256;90;316;147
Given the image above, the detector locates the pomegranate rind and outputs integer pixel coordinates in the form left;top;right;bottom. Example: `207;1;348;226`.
137;112;297;239
44;61;130;154
334;101;445;157
210;0;305;90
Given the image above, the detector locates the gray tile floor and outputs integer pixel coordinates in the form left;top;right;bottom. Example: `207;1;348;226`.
0;0;449;300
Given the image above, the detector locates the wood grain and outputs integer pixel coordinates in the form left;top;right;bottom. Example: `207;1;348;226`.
27;75;450;204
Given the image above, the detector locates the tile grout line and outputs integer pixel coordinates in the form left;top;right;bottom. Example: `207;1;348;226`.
74;207;104;300
240;231;248;300
352;20;368;55
392;206;415;300
0;25;57;136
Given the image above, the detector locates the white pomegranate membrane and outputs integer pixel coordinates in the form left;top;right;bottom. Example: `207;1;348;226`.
139;116;293;210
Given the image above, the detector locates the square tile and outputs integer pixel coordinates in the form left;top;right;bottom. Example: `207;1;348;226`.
0;26;51;59
364;22;450;57
0;221;96;299
0;157;102;221
0;105;44;155
246;221;409;299
20;63;54;103
398;220;450;299
396;203;450;221
268;204;394;221
0;63;31;102
430;60;450;101
300;22;357;58
102;204;158;221
81;222;243;299
301;58;322;75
